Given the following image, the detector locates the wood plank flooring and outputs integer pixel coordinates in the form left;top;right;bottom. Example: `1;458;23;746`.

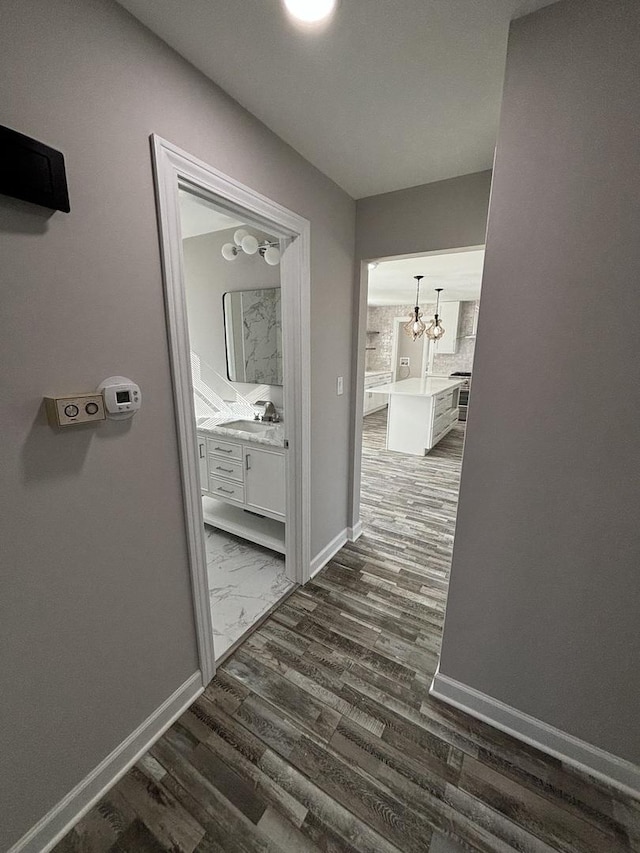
54;410;640;852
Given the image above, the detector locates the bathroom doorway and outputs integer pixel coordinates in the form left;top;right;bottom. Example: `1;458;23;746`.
151;137;311;683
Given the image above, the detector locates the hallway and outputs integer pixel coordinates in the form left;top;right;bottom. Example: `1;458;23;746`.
54;413;638;853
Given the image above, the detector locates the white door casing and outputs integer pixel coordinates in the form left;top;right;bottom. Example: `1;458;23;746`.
150;135;311;685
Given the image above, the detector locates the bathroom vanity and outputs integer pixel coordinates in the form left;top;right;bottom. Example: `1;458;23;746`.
373;376;464;455
196;419;286;553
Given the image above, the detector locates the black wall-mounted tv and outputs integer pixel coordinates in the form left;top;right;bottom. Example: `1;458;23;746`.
0;125;70;213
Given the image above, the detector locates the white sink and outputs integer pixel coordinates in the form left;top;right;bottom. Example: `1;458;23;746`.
221;419;275;434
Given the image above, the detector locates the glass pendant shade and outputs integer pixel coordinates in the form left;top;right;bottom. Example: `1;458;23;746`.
233;228;248;246
263;245;281;266
221;242;238;261
425;316;445;340
403;275;426;340
404;307;426;341
241;234;259;255
425;287;446;341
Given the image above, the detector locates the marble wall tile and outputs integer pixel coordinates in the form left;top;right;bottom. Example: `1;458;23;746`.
366;302;478;375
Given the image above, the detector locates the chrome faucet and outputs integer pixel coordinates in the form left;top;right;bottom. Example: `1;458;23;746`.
255;401;280;423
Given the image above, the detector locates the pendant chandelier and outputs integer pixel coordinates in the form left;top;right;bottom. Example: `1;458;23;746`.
425;287;446;342
403;275;427;340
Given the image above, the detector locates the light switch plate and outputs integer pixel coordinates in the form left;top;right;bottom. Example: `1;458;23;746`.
44;393;106;428
336;376;344;396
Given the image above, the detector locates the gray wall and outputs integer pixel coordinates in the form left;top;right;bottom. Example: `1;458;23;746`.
356;170;491;262
0;0;354;847
439;0;640;763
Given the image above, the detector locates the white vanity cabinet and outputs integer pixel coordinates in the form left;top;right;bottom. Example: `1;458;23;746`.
197;435;208;492
197;432;287;553
244;446;286;519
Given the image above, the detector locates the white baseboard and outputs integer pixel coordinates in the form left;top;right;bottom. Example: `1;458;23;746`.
430;669;640;798
310;527;348;579
347;520;363;541
11;672;204;853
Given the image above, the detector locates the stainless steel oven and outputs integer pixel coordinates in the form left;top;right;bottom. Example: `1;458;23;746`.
450;372;471;421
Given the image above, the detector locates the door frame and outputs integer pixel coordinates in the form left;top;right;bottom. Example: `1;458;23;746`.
349;245;484;535
151;135;311;684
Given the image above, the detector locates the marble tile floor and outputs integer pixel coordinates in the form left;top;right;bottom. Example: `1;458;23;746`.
54;410;640;852
205;525;293;660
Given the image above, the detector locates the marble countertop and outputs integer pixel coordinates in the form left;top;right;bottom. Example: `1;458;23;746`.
371;377;465;397
197;416;286;448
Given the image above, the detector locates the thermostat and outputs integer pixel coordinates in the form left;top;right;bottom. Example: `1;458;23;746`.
98;376;141;420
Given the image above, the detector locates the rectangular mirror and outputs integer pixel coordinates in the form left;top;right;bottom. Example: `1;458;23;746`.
223;287;283;385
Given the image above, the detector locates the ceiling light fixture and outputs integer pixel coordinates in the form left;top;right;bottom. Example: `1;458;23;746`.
221;229;281;266
425;287;446;341
403;276;427;341
283;0;337;24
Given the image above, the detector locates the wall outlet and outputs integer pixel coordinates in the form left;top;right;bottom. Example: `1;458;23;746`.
44;393;106;428
399;357;410;367
336;376;344;396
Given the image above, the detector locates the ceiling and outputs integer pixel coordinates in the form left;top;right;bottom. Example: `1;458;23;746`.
178;189;243;238
118;0;557;198
368;249;485;306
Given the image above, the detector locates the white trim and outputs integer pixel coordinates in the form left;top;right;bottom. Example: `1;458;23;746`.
150;136;312;672
309;528;348;579
430;669;640;798
347;521;363;541
10;673;203;853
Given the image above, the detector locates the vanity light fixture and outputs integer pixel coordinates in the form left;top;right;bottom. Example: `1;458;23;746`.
283;0;337;24
221;229;281;266
425;287;446;342
403;275;427;341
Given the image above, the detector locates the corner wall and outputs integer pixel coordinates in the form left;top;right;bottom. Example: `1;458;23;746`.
0;0;355;848
437;0;640;771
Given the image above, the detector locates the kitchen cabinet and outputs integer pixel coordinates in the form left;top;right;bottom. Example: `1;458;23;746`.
434;302;461;355
371;377;463;456
363;371;392;416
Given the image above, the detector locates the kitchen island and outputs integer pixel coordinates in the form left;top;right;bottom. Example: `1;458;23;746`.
372;376;464;455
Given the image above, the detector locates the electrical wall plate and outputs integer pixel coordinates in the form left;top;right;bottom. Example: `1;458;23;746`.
44;393;106;428
399;357;410;367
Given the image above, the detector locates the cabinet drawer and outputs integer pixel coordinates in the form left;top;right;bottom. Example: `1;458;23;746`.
206;437;242;461
208;455;243;483
209;475;245;504
434;391;455;417
433;407;452;434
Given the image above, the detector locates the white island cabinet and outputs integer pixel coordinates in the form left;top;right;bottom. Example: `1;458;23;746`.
373;377;464;456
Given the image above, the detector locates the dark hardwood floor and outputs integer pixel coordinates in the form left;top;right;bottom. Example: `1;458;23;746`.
54;410;640;852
